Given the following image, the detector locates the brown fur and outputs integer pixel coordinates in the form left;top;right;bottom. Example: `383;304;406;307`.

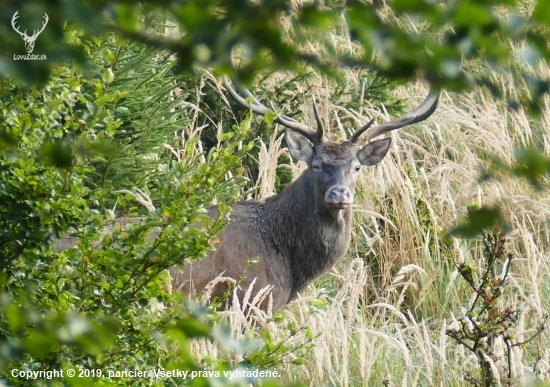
55;86;439;313
169;133;393;311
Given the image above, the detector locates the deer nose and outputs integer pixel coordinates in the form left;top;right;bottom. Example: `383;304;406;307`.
325;186;353;208
330;188;350;201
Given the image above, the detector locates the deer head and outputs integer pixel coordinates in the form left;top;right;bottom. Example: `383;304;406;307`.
223;79;440;213
11;11;49;54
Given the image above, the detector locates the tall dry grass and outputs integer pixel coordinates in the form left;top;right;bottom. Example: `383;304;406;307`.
179;70;550;386
174;3;550;384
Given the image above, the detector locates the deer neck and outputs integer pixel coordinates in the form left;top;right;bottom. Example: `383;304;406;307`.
264;171;352;221
261;170;353;296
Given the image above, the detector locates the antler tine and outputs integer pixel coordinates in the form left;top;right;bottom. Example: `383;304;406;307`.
31;13;49;38
350;88;441;144
11;11;25;37
311;95;324;141
223;78;321;144
348;116;376;143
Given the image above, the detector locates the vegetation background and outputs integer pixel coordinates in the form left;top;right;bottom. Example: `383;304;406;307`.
1;0;549;386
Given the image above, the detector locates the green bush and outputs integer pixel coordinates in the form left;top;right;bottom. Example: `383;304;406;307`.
0;30;296;387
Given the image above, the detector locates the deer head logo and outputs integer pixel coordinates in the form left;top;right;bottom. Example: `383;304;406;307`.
11;11;49;54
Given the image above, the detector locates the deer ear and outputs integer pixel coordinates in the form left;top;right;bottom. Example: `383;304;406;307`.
357;138;391;166
286;130;314;161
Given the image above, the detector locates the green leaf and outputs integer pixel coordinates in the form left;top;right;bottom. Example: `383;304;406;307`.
392;0;432;13
113;4;141;31
40;140;74;168
23;329;59;358
5;304;27;333
172;316;211;339
297;5;335;29
138;297;149;307
512;147;550;189
240;115;252;134
264;111;277;125
453;3;494;28
450;206;502;238
533;0;550;24
102;68;115;84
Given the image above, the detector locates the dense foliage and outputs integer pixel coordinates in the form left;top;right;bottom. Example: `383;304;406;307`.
2;0;550;108
0;34;287;386
1;1;550;386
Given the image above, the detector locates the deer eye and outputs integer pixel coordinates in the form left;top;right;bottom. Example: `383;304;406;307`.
312;164;321;171
354;166;361;172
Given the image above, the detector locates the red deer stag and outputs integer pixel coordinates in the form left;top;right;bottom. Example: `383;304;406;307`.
169;80;440;311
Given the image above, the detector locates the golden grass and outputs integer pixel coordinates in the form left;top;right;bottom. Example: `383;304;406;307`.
180;69;550;386
170;1;550;380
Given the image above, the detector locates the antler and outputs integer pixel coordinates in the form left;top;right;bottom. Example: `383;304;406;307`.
11;11;27;38
349;88;441;143
223;79;324;145
11;11;48;39
30;13;49;39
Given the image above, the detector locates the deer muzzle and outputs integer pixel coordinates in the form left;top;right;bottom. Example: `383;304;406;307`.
325;186;352;209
